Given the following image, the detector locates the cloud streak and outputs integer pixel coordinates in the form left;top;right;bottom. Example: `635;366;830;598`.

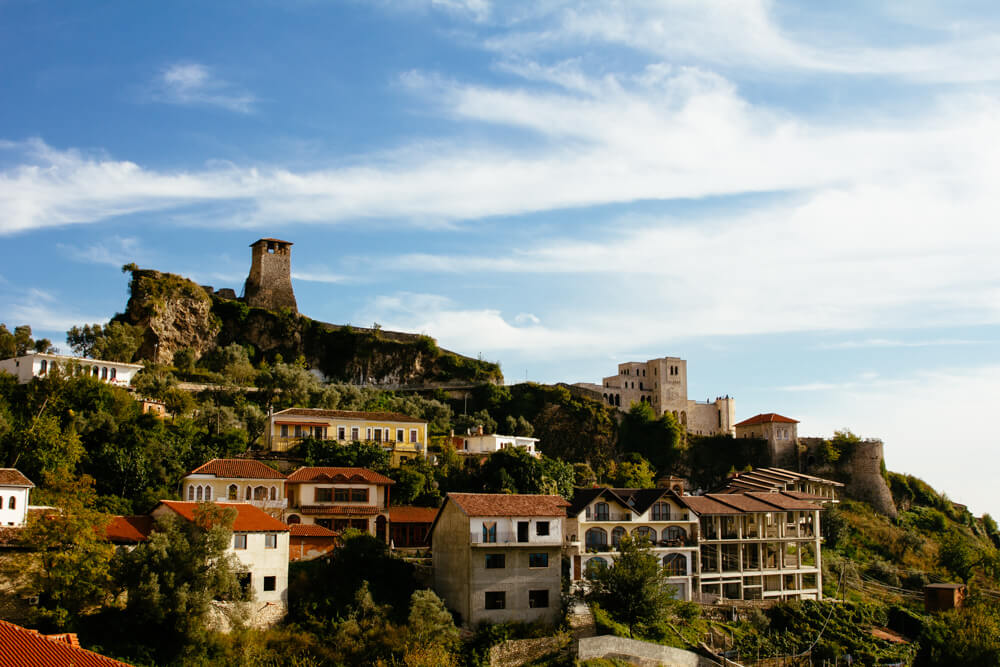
150;63;256;113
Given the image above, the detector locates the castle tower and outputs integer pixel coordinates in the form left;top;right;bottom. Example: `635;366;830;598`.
244;238;298;312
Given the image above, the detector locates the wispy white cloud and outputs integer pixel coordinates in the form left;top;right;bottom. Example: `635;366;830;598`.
817;338;992;350
58;236;145;268
2;287;106;333
292;269;351;284
150;63;256;113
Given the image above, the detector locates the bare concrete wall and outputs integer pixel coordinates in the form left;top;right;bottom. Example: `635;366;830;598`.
577;635;720;666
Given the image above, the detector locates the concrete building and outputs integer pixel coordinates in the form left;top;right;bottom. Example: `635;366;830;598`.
575;356;734;436
734;413;799;466
267;407;427;464
284;467;394;541
243;238;298;313
152;500;290;624
459;432;541;458
564;487;699;601
181;459;287;516
714;467;843;504
430;493;568;627
0;352;142;387
680;492;824;602
0;469;34;528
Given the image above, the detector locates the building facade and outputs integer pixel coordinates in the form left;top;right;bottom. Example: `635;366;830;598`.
267;408;427;464
564;487;700;601
574;356;734;436
0;469;34;528
181;458;288;516
389;505;438;549
734;413;799;466
431;493;567;627
284;467;394;541
0;353;142;387
460;432;541;458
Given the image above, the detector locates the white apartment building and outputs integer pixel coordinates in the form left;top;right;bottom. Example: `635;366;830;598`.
460;432;541;458
0;353;142;387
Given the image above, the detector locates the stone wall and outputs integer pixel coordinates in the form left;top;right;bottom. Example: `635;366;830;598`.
842;439;897;519
577;635;721;666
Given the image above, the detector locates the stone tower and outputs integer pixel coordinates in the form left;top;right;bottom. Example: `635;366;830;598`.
243;238;298;312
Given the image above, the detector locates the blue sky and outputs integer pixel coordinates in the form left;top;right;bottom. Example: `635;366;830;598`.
2;1;999;513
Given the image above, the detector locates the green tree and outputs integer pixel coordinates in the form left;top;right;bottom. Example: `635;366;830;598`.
0;323;53;359
400;589;461;667
619;402;682;472
294;439;392;473
66;322;142;362
573;462;597;487
454;408;497;436
587;534;675;638
613;453;657;489
172;347;197;372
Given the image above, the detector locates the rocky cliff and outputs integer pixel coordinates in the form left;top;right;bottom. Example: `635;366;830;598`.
118;268;502;386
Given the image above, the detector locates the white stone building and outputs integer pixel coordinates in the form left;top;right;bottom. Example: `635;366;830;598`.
152;500;290;624
181;459;287;516
0;353;142;387
564;487;699;601
460;432;541;458
574;356;734;436
0;469;34;527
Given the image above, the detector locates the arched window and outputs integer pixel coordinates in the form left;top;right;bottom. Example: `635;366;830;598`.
245;486;252;500
651;502;670;521
101;367;109;380
270;486;277;500
110;368;117;380
611;526;626;547
286;514;301;524
39;360;47;375
228;484;238;500
585;557;608;577
632;526;655;543
585;527;608;550
663;526;687;544
594;502;609;521
92;366;99;377
8;496;15;510
188;486;195;500
196;486;203;501
254;486;266;500
205;486;212;501
663;553;687;576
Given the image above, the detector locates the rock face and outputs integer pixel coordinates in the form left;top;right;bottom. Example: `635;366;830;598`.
119;268;503;385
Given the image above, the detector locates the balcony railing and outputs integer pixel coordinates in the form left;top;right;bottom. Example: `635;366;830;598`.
471;532;562;546
271;435;424;453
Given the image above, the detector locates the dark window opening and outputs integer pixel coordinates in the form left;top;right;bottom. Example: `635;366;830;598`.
263;576;276;592
485;592;506;610
528;590;549;608
485;554;505;569
529;553;548;568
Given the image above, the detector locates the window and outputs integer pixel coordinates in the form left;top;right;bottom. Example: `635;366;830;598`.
485;554;505;569
410;429;418;443
351;427;360;441
205;486;212;501
633;526;655;543
482;522;497;543
663;553;687;576
254;486;266;500
228;484;238;500
317;519;334;530
280;424;288;437
270;486;276;500
535;521;550;536
529;553;548;568
484;592;505;610
316;488;333;502
331;488;348;502
8;496;14;510
611;526;626;547
594;502;609;521
351;489;368;503
585;527;608;549
188;486;195;500
39;359;47;375
286;514;301;524
101;367;108;380
263;576;276;592
237;572;251;592
338;426;346;440
196;486;203;501
110;368;117;380
262;534;277;549
528;590;549;608
234;534;247;550
366;428;373;440
245;486;252;500
651;502;670;521
396;428;404;442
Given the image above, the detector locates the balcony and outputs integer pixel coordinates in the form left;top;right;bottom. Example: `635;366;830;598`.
470;532;562;546
270;435;424;454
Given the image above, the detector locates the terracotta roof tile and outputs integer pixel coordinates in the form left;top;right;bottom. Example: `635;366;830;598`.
0;618;133;666
0;469;34;487
743;492;823;511
275;407;425;424
157;501;289;532
290;524;339;537
300;504;382;516
189;459;286;480
286;467;395;485
105;516;154;544
734;413;799;427
389;506;439;523
447;493;569;518
679;495;745;515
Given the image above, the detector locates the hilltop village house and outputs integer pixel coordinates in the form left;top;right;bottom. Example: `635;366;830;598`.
458;429;541;458
181;458;288;516
0;469;33;528
574;356;735;436
734;413;801;467
267;408;427;465
284;466;394;541
431;493;568;627
0;352;142;387
565;487;700;601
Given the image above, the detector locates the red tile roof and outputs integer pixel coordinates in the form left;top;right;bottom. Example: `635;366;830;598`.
290;524;339;537
389;506;439;523
286;467;395;485
300;504;382;516
105;516;154;544
275;408;425;424
0;468;34;487
0;618;132;666
734;413;799;427
447;493;570;517
157;501;289;532
189;459;286;480
252;238;293;245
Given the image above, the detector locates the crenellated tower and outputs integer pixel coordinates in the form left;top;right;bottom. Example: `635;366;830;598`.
243;238;298;312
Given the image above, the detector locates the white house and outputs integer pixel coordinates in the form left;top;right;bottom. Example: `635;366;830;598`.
182;459;287;516
461;432;541;458
152;500;291;626
0;469;34;527
0;353;142;387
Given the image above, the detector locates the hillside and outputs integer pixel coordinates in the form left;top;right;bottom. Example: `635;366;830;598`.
115;267;502;386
